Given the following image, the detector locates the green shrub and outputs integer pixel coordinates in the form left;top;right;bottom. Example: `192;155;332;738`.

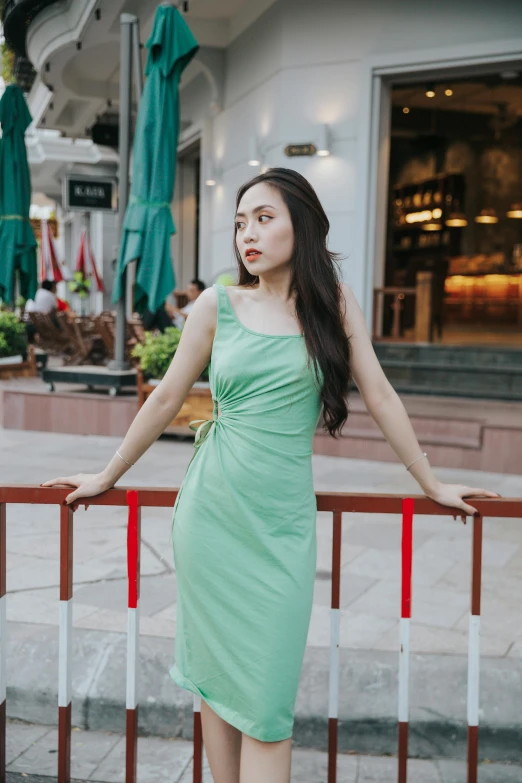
131;327;182;380
0;311;28;358
132;326;210;381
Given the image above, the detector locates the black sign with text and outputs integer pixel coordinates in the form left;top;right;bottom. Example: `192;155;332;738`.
65;177;117;211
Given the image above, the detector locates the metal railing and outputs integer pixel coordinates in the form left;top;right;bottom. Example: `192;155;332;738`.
0;485;519;783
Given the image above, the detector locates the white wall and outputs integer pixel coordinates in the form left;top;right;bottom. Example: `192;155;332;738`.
196;0;522;310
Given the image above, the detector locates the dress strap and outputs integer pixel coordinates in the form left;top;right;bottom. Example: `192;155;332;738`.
213;283;236;323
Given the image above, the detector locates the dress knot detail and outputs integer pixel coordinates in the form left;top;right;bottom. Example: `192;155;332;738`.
188;399;219;453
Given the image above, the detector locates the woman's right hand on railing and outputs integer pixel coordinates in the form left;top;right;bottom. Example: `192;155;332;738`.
40;473;113;512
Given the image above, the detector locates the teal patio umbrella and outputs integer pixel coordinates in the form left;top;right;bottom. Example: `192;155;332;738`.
112;5;199;314
0;85;38;304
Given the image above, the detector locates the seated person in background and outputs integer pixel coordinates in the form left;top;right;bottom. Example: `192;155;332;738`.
167;278;206;330
25;280;58;314
141;303;173;333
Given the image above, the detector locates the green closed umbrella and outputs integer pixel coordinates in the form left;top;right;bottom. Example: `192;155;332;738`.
0;85;37;304
113;5;199;314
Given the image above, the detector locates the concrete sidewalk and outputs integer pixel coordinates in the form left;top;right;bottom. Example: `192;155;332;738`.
1;428;521;761
4;721;522;782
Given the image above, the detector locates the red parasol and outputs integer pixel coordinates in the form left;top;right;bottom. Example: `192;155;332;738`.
39;219;63;282
75;228;104;292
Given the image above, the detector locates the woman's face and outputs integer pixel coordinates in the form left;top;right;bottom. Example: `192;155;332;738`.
235;182;294;277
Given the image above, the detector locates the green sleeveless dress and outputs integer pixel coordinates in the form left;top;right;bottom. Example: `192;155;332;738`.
170;283;323;741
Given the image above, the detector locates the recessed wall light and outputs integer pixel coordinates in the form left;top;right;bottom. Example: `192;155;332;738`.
426;83;436;98
445;88;453;96
403;107;410;114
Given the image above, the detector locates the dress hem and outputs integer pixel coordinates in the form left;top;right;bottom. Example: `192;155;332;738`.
169;664;293;743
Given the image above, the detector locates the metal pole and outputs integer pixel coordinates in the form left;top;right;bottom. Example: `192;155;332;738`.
110;13;136;370
132;22;143;102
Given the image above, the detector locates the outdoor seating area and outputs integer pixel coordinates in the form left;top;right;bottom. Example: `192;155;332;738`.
27;311;146;367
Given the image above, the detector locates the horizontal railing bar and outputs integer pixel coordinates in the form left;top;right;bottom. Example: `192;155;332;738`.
0;486;520;517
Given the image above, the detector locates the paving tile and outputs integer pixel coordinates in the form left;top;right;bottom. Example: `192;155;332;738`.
347;579;469;629
312;572;375;608
91;735;193;783
6;590;98;627
291;747;357;782
7;727;120;778
306;604;396;649
438;758;522;782
415;533;520;569
74;607;176;638
5;723;51;766
75;573;177;616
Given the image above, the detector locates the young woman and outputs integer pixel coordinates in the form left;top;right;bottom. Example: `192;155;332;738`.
43;168;498;783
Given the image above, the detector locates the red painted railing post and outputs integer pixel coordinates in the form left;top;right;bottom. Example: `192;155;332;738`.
467;515;483;783
0;502;6;783
193;697;203;783
327;510;342;783
398;498;414;783
58;504;73;783
126;490;141;783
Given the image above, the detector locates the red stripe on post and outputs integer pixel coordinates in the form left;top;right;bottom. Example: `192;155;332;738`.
467;724;478;783
0;503;5;599
398;721;408;783
331;510;342;610
58;703;71;783
126;707;138;783
0;699;5;783
328;717;338;783
193;709;203;783
127;491;140;609
60;505;73;602
471;516;483;617
401;499;414;619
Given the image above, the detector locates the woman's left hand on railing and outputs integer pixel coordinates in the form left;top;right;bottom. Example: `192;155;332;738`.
40;473;113;512
423;481;500;523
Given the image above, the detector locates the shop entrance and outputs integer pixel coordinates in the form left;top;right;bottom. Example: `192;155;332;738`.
365;44;522;349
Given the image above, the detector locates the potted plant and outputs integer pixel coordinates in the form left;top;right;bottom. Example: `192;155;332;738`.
132;327;212;432
0;310;36;377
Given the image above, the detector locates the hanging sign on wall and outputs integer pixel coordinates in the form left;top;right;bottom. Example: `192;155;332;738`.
63;175;118;212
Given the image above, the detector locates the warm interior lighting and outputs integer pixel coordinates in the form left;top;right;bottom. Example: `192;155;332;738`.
507;203;522;219
475;209;499;224
432;208;442;219
425;84;436;98
422;221;442;231
403;107;410;114
445;88;453;96
405;209;433;223
446;212;468;227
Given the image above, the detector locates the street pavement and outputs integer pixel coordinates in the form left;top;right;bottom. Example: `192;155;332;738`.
4;720;522;782
1;427;521;762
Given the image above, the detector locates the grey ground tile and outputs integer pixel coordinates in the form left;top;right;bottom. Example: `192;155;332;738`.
357;754;398;780
7;727;120;779
91;735;193;783
5;723;51;766
312;572;375;608
75;573;177;616
438;759;522;783
291;748;357;782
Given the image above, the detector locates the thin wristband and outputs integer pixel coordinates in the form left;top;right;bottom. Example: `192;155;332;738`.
405;452;427;472
116;450;134;467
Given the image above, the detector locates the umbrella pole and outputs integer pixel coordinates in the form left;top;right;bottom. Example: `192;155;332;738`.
110;13;137;370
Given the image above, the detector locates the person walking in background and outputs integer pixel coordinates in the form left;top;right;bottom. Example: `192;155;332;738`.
42;168;498;783
167;278;206;329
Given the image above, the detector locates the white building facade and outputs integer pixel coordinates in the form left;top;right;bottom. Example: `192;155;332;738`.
9;0;522;320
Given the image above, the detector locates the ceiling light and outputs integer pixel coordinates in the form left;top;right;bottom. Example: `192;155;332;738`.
475;208;499;224
507;203;522;218
403;107;410;114
445;88;453;96
248;137;261;167
316;124;330;157
501;70;519;80
422;220;442;231
425;83;436;98
204;162;219;187
446;212;468;227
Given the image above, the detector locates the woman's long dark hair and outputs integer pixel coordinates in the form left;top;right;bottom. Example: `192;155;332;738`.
234;167;351;438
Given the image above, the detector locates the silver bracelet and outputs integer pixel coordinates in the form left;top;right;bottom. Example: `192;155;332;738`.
406;452;427;471
116;450;134;467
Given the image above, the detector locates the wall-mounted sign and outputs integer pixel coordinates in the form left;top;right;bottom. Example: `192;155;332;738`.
63;175;118;212
284;143;317;157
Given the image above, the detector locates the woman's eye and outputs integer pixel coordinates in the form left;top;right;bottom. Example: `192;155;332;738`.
259;215;271;222
235;222;244;230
